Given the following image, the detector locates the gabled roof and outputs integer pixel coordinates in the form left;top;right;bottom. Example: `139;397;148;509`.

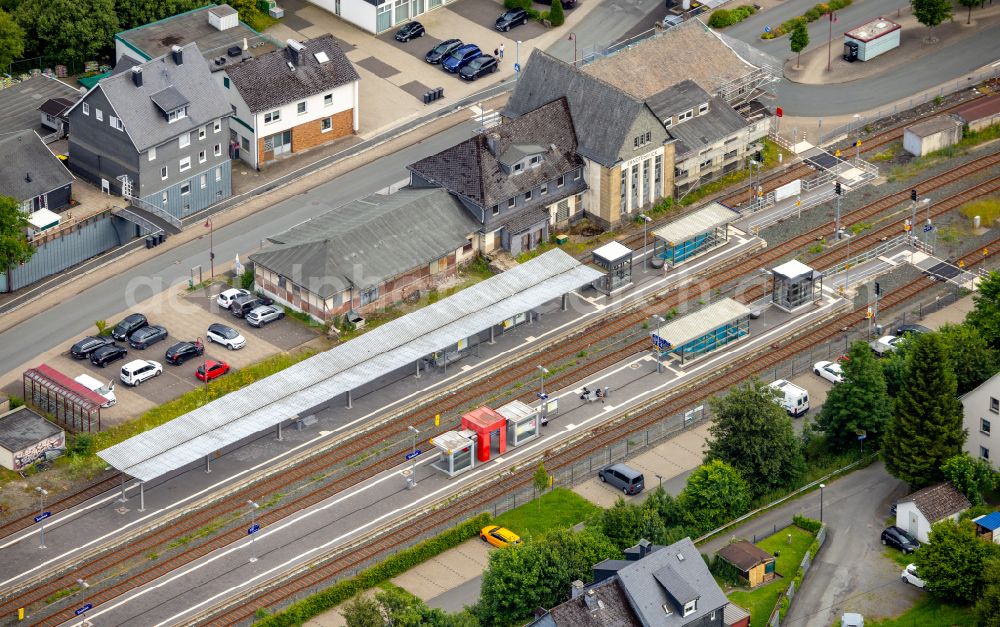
225;35;359;112
646;80;712;122
974;511;1000;532
503;51;653;167
0;75;81;136
37;97;75;117
666;96;749;157
717;540;774;572
250;187;477;297
77;42;231;152
0;130;74;201
411;96;583;208
899;482;971;523
531;578;640;627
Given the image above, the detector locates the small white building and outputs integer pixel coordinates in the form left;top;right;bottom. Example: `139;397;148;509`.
895;482;970;543
0;406;65;471
903;116;964;157
844;17;901;62
307;0;455;35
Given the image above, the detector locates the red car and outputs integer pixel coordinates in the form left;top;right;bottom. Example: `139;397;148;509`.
196;360;230;382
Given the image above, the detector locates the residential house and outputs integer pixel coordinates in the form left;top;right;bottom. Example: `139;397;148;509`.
973;511;1000;545
64;43;233;220
533;538;748;627
504;52;672;228
409;97;587;255
961;370;1000;469
223;35;360;169
306;0;453;35
0;130;74;215
716;540;776;588
895;482;971;543
37;98;75;140
250;187;478;323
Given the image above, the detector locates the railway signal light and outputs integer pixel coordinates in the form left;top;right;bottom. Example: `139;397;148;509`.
911;188;917;202
875;282;881;296
835;181;842;195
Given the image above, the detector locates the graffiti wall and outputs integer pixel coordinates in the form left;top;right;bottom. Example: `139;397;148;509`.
12;433;65;471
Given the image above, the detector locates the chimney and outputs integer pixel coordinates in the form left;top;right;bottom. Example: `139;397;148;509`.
486;133;500;157
570;580;585;599
286;39;307;66
171;45;184;65
638;539;652;557
131;66;143;87
25;172;32;183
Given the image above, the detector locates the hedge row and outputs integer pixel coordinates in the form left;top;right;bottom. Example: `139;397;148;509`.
761;0;852;39
707;5;758;28
254;512;492;626
792;513;823;533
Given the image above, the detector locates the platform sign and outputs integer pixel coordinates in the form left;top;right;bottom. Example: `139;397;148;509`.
545;399;559;415
247;523;260;535
405;449;423;461
923;224;933;233
75;604;93;616
537;392;549;400
34;512;51;523
514;63;521;72
764;25;771;32
651;334;672;350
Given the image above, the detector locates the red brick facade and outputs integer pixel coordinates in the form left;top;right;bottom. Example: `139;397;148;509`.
257;109;354;166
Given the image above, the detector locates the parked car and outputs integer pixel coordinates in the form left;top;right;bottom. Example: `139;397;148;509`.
901;563;926;588
196;359;230;382
231;294;275;319
459;55;498;80
495;7;528;31
90;344;128;367
840;613;864;627
111;313;148;340
74;374;116;407
870;335;902;357
246;305;284;328
128;325;168;350
206;323;246;350
442;44;481;73
425;38;463;64
535;0;576;7
217;288;251;310
165;340;205;365
660;14;684;29
394;21;425;42
480;525;520;548
895;323;931;337
813;360;844;384
70;335;116;359
881;526;920;554
120;359;162;386
598;463;645;495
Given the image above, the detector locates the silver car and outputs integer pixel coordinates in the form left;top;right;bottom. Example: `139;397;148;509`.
246;305;284;328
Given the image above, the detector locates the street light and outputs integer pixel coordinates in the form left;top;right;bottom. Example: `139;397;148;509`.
652;314;665;373
747;159;760;211
568;32;577;66
36;487;48;549
247;499;260;563
76;578;90;626
407;426;420;489
819;483;826;523
537;365;549;398
204;217;215;280
639;213;652;270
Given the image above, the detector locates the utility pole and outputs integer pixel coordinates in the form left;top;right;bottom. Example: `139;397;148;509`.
247;499;260;563
834;180;843;239
36;487;48;549
639;214;652;269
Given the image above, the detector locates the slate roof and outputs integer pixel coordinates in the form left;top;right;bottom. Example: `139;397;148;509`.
0;406;62;453
668;97;753;157
250;187;477;297
0;130;74;201
0;75;81;136
646;80;712;123
900;482;971;523
225;35;359;112
503;51;652;167
410;97;584;209
717;540;774;572
531;579;640;627
37;97;75;117
80;43;232;152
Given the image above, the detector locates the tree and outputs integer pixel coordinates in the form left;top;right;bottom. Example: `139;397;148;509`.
968;271;1000;350
677;460;751;534
914;518;1000;603
938;324;999;395
0;9;24;71
598;498;668;550
533;461;549;507
343;594;385;627
957;0;983;25
975;558;1000;627
345;586;479;627
910;0;953;38
789;20;809;68
883;333;966;488
14;0;119;67
114;0;203;32
706;378;804;497
817;341;892;451
0;195;34;274
548;0;565;27
941;454;997;505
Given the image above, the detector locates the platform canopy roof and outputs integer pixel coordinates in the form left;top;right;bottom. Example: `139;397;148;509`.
653;202;737;246
654;297;751;349
99;249;603;482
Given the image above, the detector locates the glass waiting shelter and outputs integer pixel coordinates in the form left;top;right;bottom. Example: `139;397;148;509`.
652;202;737;267
652;297;752;365
591;241;634;295
497;400;541;447
771;260;823;312
429;430;477;478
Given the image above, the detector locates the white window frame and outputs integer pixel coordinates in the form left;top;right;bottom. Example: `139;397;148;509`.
557;175;565;188
179;133;191;149
199;150;207;164
180;182;191;196
525;190;532;201
492;204;500;215
214;143;222;157
664;117;673;128
321;117;332;132
179;156;191;172
161;191;168;205
297;101;307;115
264;110;281;124
982;417;992;435
148;146;157;161
215;167;222;182
507;197;516;209
95;108;103;122
324;93;333;106
698;102;709;114
168;107;188;123
199;126;207;140
679;109;693;122
82;102;90;116
213;120;221;133
540;183;548;196
160;165;168;180
200;173;207;189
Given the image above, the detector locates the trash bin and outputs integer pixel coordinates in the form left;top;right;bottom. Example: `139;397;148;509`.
145;236;154;249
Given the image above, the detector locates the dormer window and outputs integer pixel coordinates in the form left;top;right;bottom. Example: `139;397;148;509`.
664;118;673;128
168;107;188;123
698;102;709;115
683;599;697;617
507;197;516;208
530;155;540;166
634;131;652;149
513;162;523;173
679;109;693;122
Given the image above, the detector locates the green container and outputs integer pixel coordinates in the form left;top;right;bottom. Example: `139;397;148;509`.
555;234;569;245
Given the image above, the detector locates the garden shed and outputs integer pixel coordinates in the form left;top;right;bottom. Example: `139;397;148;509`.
717;540;775;588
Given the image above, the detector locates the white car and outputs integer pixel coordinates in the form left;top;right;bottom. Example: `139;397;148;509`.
813;361;844;384
206;323;246;350
217;288;250;310
120;359;162;386
870;335;901;357
901;563;926;588
74;373;117;407
841;613;864;627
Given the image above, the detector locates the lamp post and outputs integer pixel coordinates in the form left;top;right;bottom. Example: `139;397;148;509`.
568;32;577;66
747;159;760;210
76;578;90;626
408;426;420;488
204;217;215;280
639;213;652;269
515;40;522;80
652;314;665;373
826;11;838;72
36;487;48;549
819;483;826;523
537;365;549;399
247;499;260;563
853;113;861;162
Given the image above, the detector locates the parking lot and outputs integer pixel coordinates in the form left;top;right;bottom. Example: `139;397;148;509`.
1;282;323;428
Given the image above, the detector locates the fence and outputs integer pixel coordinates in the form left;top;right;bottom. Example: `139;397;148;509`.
767;524;829;626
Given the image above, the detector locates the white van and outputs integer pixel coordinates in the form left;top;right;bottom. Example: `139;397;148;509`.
120;359;162;386
769;379;809;417
74;374;117;407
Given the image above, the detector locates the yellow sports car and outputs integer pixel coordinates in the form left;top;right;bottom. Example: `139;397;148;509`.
480;525;521;548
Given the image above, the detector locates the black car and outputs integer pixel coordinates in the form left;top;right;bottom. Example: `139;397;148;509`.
90;344;128;367
495;8;528;31
459;55;498;81
165;340;204;365
129;325;168;349
112;313;148;341
231;294;275;318
395;21;425;42
535;0;575;7
70;335;115;359
881;526;920;553
896;323;931;337
426;38;463;64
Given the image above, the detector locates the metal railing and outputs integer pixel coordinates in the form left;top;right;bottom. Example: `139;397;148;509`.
127;195;182;230
747;188;835;234
111;206;164;236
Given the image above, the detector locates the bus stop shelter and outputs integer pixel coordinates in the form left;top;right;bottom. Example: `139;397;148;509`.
591;241;633;295
651;298;752;365
22;364;104;432
652;202;737;267
771;260;823;312
429;430;477;478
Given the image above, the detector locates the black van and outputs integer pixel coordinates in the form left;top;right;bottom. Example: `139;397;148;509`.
230;294;274;319
598;463;645;495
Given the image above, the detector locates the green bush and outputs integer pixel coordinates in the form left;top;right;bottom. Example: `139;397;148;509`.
68;433;95;457
549;0;565;26
504;0;531;9
8;395;24;409
708;9;732;27
240;267;254;290
764;0;852;38
793;514;822;533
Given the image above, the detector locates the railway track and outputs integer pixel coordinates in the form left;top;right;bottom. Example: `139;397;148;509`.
198;239;999;626
14;148;1000;625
